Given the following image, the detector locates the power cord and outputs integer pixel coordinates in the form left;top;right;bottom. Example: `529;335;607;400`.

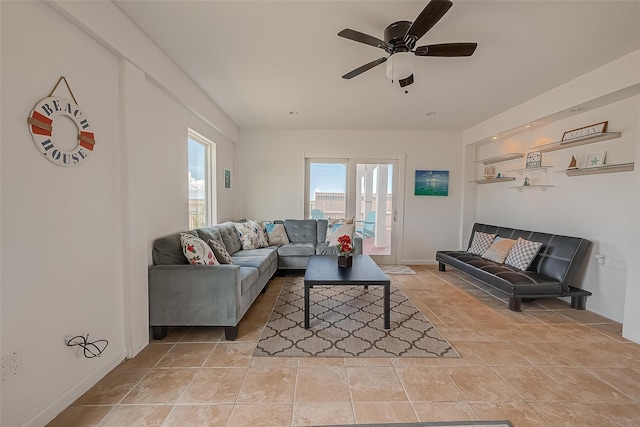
65;335;108;358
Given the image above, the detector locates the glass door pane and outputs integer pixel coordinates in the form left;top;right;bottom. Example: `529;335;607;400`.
307;161;347;219
354;161;397;264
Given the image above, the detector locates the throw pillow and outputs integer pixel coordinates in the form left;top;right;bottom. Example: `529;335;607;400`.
505;237;543;270
482;237;517;263
207;239;233;264
326;217;355;243
468;231;497;255
328;223;355;247
264;223;290;245
253;220;270;248
234;221;260;250
234;220;269;250
180;233;219;265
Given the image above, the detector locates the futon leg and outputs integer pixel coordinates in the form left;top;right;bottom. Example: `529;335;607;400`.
508;296;522;312
151;326;168;340
438;262;446;272
224;326;239;341
571;295;587;310
261;283;269;293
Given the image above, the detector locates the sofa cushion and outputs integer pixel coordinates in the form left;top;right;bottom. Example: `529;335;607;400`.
208;239;233;264
233;247;278;264
216;222;243;254
316;242;340;255
239;267;260;296
180;233;219;265
195;227;224;248
284;219;317;243
468;231;496;255
482;237;517;263
505;237;543;271
277;242;316;257
265;223;290;245
152;231;197;265
316;219;329;244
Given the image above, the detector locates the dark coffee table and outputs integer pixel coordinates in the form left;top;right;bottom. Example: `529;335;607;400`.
304;254;391;329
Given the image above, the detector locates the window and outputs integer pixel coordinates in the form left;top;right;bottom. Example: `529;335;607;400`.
188;130;216;228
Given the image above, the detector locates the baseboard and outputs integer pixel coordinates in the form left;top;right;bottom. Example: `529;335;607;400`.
23;350;126;427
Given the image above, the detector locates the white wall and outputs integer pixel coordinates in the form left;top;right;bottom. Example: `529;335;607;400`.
237;129;463;264
462;49;640;339
623;95;640;342
1;2;124;426
0;2;238;426
472;96;638;323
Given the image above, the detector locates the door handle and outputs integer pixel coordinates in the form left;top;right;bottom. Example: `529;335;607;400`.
393;208;398;222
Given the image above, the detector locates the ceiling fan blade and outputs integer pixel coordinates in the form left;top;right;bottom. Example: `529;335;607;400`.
415;42;477;57
338;29;390;50
342;57;387;79
399;74;414;88
405;0;453;43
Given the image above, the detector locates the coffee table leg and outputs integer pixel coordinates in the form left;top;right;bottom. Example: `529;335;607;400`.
384;282;390;329
304;282;310;329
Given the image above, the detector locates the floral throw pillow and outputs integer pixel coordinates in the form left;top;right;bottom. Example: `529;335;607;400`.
180;233;219;265
234;220;268;250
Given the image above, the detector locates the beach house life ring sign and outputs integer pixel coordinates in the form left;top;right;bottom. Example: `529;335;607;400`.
28;96;95;167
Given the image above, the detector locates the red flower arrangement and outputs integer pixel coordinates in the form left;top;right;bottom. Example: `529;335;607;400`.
336;235;354;256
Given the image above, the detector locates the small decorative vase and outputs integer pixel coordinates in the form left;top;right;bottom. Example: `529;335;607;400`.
338;255;353;268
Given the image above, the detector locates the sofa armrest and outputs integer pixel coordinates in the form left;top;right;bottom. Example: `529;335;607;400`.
148;264;243;326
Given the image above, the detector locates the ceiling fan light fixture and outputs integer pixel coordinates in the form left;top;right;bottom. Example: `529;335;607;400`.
386;52;414;81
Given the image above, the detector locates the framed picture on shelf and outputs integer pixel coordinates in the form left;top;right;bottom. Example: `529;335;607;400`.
562;121;608;142
483;165;496;179
584;152;606;168
525;151;542;169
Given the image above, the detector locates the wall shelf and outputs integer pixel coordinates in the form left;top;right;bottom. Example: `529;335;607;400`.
508;184;554;192
530;131;622;153
564;162;634;176
475;153;523;165
508;166;553;175
470;177;516;184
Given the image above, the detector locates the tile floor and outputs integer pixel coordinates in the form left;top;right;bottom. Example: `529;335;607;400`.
48;266;640;426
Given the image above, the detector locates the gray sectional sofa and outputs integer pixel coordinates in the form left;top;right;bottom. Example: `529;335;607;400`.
148;219;362;340
276;219;363;270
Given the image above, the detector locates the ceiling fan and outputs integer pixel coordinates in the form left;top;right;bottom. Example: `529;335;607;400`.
338;0;477;88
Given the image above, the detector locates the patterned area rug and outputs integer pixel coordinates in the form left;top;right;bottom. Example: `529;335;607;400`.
254;278;458;358
379;265;417;275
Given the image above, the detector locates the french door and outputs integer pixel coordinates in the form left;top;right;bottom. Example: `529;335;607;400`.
306;157;401;265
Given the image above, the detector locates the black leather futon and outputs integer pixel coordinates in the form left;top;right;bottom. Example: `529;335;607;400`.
436;223;593;311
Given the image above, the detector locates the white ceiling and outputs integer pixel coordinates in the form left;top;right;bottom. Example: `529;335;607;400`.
114;1;640;131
